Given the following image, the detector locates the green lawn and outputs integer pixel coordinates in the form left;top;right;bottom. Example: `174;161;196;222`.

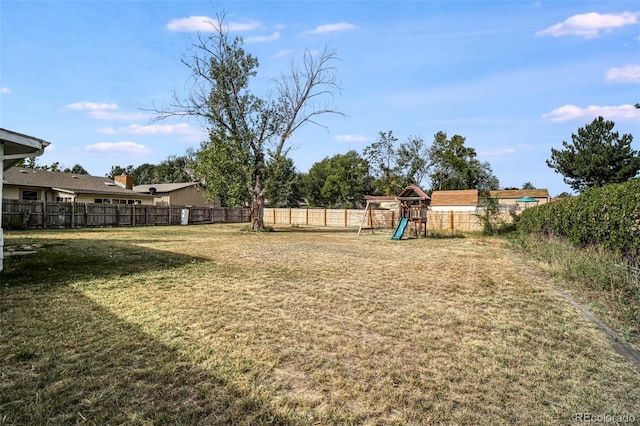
1;225;639;424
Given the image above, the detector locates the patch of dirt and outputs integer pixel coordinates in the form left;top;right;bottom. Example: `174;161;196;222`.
3;244;43;256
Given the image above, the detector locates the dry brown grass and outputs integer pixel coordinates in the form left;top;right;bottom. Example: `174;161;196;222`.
2;224;639;424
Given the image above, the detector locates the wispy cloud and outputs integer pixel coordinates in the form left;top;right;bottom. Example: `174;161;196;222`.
606;64;640;83
99;123;189;135
166;16;261;32
272;49;295;59
479;148;515;156
306;22;356;35
89;110;152;121
98;123;204;142
245;32;280;43
543;104;640;122
66;101;117;111
85;141;150;155
334;134;371;143
66;101;151;121
0;87;10;94
536;12;640;38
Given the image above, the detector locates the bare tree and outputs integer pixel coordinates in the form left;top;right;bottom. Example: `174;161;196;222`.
152;13;344;230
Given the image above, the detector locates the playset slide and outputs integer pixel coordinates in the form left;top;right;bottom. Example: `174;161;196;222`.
391;217;409;240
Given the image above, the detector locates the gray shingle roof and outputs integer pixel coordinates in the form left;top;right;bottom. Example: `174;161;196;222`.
133;182;199;194
4;167;151;197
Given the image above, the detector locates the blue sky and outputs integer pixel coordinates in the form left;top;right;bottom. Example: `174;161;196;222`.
1;1;639;197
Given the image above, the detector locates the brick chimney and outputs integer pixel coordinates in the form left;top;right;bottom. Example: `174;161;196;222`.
114;174;134;190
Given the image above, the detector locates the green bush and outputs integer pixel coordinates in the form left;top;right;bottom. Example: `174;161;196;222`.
518;179;640;258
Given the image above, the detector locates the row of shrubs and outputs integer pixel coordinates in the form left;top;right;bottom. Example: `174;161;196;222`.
517;179;640;259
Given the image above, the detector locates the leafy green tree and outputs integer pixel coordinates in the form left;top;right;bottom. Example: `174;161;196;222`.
304;151;371;208
154;154;195;183
63;164;89;175
153;13;342;229
546;116;640;192
14;157;62;172
363;131;430;195
107;165;135;180
363;131;402;195
194;135;251;207
129;163;157;185
428;131;499;191
521;182;536;190
397;135;430;188
264;157;304;207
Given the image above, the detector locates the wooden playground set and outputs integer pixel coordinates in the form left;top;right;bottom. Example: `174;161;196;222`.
358;184;431;240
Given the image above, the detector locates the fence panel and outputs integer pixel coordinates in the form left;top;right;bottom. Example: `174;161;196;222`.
263;207;513;232
2;201;512;232
2;200;251;229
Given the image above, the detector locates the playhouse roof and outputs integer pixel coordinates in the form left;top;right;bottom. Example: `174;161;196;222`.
398;184;431;200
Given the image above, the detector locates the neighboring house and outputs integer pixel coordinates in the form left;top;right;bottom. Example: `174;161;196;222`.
488;189;550;210
430;190;479;211
430;188;551;212
3;167;153;205
133;182;217;207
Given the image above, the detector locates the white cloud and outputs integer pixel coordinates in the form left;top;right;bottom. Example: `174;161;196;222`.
334;134;371;143
479;148;515;156
66;101;117;111
0;87;10;94
536;12;640;38
543;104;640;122
97;123;204;142
606;64;640;83
245;32;280;43
166;16;261;32
88;110;152;121
307;22;356;35
272;49;295;59
85;141;150;155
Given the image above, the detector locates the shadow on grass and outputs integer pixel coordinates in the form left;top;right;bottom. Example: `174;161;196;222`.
0;238;294;424
272;225;382;234
1;238;206;288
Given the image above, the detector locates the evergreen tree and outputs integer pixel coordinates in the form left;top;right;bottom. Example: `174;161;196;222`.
547;116;640;192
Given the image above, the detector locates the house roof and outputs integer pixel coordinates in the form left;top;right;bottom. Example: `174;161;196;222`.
4;167;152;197
133;182;200;194
1;128;51;171
488;189;549;199
430;190;479;206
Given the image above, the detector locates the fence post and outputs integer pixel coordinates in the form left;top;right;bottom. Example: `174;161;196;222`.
344;209;347;228
132;203;136;227
449;210;454;230
289;208;292;225
323;208;327;227
305;208;309;225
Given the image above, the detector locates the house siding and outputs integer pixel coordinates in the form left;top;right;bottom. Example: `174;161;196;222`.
168;186;210;207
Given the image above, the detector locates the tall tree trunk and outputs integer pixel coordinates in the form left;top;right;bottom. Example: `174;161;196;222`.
250;160;265;231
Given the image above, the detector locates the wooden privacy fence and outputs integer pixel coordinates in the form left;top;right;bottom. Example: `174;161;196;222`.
263;208;513;232
2;199;250;229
